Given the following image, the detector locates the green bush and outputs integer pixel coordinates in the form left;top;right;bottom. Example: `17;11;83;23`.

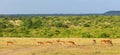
98;33;110;38
81;32;93;38
0;16;120;38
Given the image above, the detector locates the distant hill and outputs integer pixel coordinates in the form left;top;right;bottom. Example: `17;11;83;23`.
0;14;102;17
104;11;120;15
0;11;120;16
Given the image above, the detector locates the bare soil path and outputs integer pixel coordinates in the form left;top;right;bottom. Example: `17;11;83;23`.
0;45;40;55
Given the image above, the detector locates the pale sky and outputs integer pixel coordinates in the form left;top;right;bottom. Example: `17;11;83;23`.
0;0;119;14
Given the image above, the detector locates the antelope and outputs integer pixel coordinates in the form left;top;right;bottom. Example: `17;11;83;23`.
37;41;44;45
93;39;96;45
7;41;14;45
100;40;113;46
45;41;53;45
56;40;65;45
67;41;76;46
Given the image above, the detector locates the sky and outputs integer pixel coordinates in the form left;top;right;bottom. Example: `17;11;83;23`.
0;0;120;14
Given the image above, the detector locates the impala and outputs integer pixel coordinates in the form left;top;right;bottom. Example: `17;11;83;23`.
67;41;76;46
45;41;53;45
100;40;113;46
93;39;96;45
56;40;65;45
7;41;14;45
37;41;44;45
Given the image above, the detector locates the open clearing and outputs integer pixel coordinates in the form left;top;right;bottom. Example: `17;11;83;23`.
0;38;120;55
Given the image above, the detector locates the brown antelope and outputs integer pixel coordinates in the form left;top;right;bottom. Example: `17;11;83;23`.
67;41;76;46
7;41;14;45
93;39;96;45
100;40;113;46
45;41;53;45
56;40;65;45
37;41;44;45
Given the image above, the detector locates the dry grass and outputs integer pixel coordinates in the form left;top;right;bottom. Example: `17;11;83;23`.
0;38;120;55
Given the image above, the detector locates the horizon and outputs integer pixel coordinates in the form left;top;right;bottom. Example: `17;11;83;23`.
0;0;120;14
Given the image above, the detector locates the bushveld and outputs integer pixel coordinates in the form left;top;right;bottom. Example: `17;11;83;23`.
0;38;120;55
0;16;120;38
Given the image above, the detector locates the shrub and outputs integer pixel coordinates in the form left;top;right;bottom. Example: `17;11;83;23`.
81;32;93;38
98;33;110;38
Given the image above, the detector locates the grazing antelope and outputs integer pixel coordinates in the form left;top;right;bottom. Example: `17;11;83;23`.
100;40;113;46
56;40;65;45
67;41;76;46
7;41;14;45
45;41;53;45
93;39;96;45
37;41;44;45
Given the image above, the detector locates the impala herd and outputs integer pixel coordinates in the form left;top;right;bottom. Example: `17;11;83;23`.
37;40;76;46
6;39;113;46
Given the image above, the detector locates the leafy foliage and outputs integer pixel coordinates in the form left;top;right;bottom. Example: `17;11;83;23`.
0;16;120;38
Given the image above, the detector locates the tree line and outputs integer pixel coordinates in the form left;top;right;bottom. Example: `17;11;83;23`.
0;15;120;38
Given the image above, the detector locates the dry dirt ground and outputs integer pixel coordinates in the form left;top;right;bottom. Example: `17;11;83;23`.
0;38;120;55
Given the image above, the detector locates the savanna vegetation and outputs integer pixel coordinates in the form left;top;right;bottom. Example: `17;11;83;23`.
0;15;120;38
